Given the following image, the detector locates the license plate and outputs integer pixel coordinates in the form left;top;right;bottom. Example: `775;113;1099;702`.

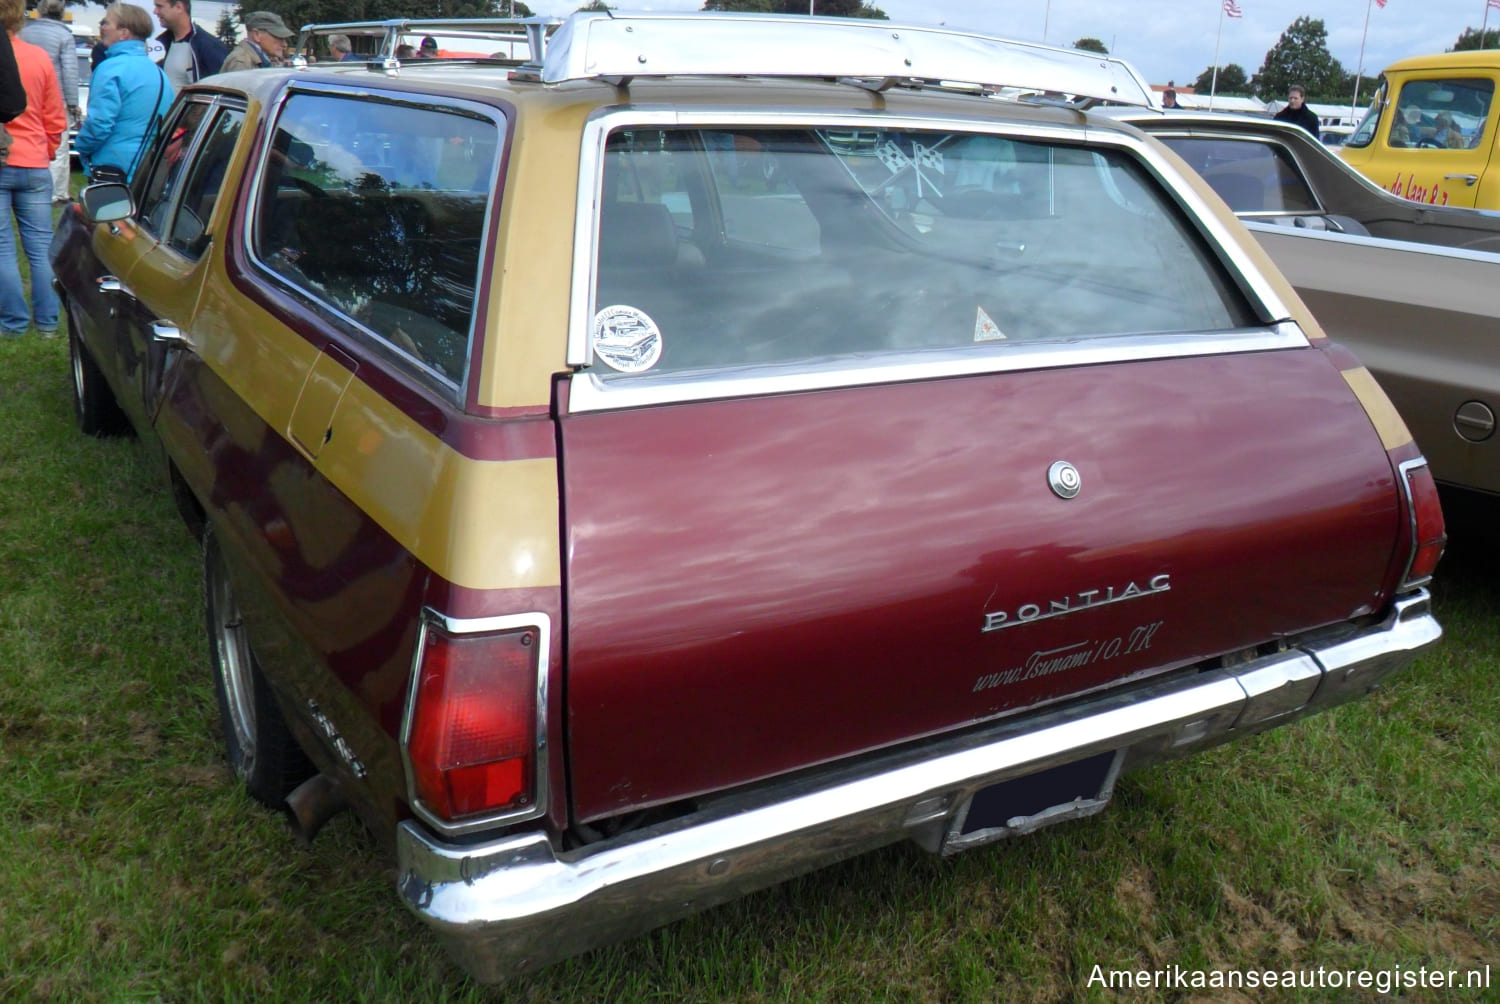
942;750;1122;855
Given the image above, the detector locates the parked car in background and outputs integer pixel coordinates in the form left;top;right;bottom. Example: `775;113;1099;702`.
1122;110;1500;497
69;41;91;159
1320;124;1354;147
1340;50;1500;209
52;13;1445;982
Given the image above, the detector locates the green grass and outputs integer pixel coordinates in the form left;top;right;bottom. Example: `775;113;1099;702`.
0;324;1496;1001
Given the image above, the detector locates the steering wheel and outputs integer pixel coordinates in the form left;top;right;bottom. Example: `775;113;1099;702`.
1417;140;1442;149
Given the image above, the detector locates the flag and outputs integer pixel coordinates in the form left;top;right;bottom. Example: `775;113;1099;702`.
1490;0;1500;11
1374;0;1386;8
1223;0;1243;18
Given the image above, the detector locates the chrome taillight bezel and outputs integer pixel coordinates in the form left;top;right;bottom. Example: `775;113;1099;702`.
1396;457;1444;590
400;609;551;837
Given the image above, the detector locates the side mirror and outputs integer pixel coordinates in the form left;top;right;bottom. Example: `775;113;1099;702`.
79;182;134;224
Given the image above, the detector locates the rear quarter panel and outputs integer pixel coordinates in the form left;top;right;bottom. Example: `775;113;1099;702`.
1247;222;1500;494
149;82;572;836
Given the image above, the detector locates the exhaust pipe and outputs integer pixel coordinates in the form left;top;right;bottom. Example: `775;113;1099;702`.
284;773;348;845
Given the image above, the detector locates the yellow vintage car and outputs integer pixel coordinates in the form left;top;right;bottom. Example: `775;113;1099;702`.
1340;50;1500;208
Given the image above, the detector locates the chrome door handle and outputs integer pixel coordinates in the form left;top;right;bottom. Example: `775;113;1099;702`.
1444;173;1480;186
150;320;188;346
97;275;126;293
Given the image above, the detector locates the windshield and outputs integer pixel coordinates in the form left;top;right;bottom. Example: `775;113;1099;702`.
1346;81;1386;149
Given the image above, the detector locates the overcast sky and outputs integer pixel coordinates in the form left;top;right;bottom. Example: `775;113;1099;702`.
525;0;1497;95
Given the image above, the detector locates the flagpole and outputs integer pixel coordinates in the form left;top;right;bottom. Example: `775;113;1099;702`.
1043;0;1051;44
1352;0;1373;124
1210;2;1225;111
1484;0;1492;48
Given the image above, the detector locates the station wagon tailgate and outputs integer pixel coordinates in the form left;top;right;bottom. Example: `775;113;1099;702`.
558;349;1399;822
556;124;1402;823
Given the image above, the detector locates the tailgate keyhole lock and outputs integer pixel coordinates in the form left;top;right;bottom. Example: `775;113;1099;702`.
1048;461;1082;499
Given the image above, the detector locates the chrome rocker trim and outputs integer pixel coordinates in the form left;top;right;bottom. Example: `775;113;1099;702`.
397;590;1439;982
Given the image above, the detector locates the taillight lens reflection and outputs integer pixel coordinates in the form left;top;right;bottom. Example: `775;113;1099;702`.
407;625;538;822
1401;462;1446;587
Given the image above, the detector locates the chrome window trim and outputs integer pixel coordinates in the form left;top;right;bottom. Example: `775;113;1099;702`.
1243;217;1500;264
567;324;1308;413
399;610;552;838
244;81;507;403
1144;130;1328;216
134;95;235;246
566;108;1296;406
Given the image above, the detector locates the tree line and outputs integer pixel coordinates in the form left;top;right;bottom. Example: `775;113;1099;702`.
1195;18;1494;102
186;1;1490;104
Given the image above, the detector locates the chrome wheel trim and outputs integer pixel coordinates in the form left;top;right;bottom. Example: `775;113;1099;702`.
70;335;85;405
208;547;258;777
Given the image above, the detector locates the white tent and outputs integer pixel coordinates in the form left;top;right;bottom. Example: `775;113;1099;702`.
1172;93;1269;115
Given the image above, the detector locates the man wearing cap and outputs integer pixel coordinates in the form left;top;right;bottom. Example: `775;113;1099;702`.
153;0;228;89
328;33;358;61
417;36;438;58
220;10;292;72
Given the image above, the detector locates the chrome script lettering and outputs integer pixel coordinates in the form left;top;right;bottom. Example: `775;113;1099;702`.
982;574;1170;633
973;620;1166;693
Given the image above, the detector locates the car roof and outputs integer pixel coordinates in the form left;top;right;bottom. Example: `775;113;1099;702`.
1381;49;1500;74
196;60;1147;137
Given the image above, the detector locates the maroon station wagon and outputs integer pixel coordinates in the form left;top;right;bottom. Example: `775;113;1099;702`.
52;12;1446;982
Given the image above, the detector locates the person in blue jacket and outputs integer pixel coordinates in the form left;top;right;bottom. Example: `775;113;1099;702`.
74;2;174;182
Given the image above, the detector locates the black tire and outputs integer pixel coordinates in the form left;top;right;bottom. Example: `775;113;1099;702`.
68;326;129;437
203;522;313;807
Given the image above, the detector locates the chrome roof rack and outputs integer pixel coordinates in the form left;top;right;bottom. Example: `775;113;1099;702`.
537;11;1155;107
293;16;563;67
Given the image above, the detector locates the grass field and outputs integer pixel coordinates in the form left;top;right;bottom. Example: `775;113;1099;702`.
0;323;1496;1002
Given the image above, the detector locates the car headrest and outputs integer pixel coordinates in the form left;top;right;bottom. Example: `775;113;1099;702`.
600;200;678;267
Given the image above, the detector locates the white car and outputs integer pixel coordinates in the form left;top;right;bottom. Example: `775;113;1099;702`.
69;43;92;160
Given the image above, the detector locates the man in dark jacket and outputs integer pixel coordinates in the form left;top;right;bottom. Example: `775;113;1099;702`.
1273;85;1320;136
153;0;228;89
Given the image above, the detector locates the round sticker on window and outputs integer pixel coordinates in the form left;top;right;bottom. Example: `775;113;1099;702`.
592;305;663;373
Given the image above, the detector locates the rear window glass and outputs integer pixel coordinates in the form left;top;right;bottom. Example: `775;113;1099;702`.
252;92;500;386
1159;136;1320;214
590;127;1255;378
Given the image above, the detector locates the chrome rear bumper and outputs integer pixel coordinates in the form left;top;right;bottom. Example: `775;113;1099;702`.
397;591;1439;983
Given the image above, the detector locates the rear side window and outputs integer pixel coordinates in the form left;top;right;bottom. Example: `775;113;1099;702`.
589;127;1254;377
1159;136;1319;215
1389;77;1493;150
252;92;501;386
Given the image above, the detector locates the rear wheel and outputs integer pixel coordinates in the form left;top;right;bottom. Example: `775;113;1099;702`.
68;326;128;437
203;522;312;807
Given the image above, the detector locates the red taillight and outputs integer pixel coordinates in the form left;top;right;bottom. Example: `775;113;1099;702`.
1400;461;1446;587
406;623;541;823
